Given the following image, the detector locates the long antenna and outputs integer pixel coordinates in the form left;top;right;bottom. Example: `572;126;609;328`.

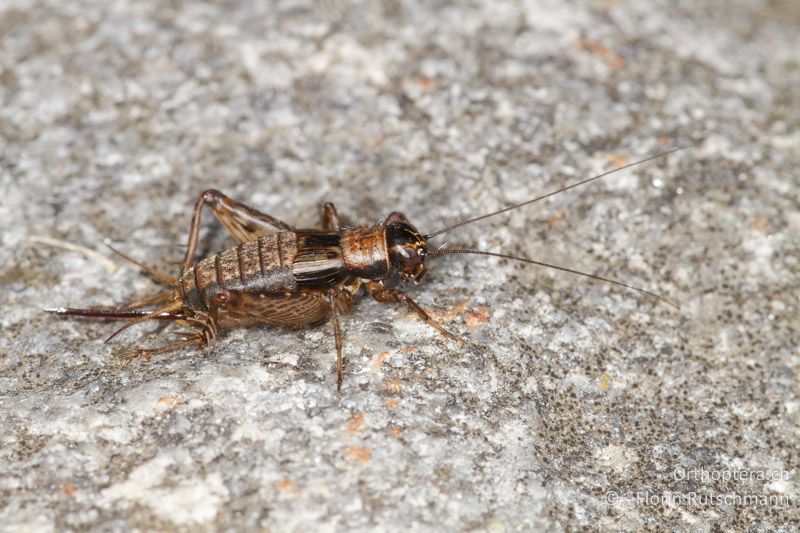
427;248;678;308
425;145;690;239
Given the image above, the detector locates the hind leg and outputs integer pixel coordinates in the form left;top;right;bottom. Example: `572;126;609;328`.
119;338;201;361
182;189;294;273
119;311;219;361
116;291;174;310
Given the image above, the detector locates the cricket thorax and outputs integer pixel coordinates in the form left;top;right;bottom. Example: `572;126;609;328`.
340;226;390;280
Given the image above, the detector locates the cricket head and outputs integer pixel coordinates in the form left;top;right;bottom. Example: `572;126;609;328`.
385;217;428;283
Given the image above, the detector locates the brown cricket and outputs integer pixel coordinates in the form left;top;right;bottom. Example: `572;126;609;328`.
47;146;684;390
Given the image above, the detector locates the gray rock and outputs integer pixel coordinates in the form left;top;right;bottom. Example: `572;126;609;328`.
1;0;798;530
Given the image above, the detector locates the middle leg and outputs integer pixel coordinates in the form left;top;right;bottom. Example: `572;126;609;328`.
320;202;340;231
327;288;345;391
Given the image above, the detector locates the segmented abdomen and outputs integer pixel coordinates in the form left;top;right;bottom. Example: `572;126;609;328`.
179;233;299;311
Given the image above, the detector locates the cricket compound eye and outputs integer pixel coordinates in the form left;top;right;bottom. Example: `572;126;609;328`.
386;221;427;281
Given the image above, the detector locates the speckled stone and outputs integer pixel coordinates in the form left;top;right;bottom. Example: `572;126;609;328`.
1;0;798;531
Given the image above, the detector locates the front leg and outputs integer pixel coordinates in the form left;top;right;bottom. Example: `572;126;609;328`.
365;281;464;343
182;189;294;274
383;211;411;225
